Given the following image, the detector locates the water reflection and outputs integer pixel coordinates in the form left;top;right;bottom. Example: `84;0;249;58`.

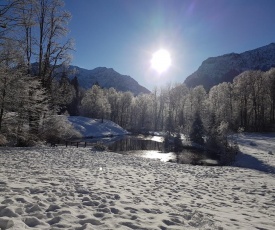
108;135;219;165
121;150;175;162
109;136;163;151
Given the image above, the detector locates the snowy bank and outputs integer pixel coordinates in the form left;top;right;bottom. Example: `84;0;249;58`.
67;116;129;138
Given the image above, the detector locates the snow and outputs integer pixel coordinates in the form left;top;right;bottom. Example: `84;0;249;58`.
67;116;129;138
0;133;274;229
233;132;275;174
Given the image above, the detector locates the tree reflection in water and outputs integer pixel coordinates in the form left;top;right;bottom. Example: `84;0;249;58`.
108;136;219;165
109;137;163;152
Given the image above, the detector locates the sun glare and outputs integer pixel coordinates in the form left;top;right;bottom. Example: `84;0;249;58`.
151;49;171;73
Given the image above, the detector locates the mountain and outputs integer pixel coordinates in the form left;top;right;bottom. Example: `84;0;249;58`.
184;43;275;90
68;66;150;95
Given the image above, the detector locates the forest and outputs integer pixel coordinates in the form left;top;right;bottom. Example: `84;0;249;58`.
77;70;275;134
1;0;275;154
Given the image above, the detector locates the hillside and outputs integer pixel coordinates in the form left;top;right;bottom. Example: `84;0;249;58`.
184;43;275;90
68;66;150;95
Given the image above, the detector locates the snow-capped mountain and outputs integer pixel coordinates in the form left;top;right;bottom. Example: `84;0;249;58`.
68;66;150;95
184;43;275;90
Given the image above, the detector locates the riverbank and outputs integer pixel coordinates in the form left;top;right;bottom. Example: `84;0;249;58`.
0;136;274;229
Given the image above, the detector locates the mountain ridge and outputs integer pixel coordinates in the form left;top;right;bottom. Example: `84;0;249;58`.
68;66;150;95
184;42;275;90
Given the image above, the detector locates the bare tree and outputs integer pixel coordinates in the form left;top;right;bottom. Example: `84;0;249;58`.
0;39;24;131
0;0;22;39
33;0;73;90
266;68;275;124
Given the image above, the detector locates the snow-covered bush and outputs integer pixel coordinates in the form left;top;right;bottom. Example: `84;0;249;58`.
16;132;41;147
219;141;239;165
39;115;82;143
93;142;107;151
0;113;39;146
0;134;7;146
206;121;239;165
174;133;183;152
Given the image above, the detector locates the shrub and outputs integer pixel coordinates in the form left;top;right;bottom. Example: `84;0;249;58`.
0;134;7;146
39;115;82;143
219;141;239;165
174;133;183;152
16;134;39;147
206;121;239;165
94;142;107;151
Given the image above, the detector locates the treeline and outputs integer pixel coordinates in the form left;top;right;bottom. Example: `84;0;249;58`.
73;68;275;134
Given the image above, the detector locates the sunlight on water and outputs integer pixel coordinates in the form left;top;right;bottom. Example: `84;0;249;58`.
106;135;219;165
150;136;164;142
125;150;175;162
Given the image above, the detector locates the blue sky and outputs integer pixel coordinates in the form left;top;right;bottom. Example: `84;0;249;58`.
64;0;275;90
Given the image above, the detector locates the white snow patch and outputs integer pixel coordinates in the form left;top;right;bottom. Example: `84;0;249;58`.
67;116;129;138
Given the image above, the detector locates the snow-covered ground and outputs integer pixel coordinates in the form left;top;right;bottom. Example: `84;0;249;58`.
234;132;275;174
0;133;274;229
67;116;129;138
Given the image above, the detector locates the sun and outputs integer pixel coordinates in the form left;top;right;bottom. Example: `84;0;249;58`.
151;49;171;73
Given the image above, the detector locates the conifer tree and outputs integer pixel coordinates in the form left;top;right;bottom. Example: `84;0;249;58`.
190;112;204;145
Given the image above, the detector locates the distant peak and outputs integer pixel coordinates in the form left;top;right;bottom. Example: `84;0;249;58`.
93;67;108;71
92;67;117;73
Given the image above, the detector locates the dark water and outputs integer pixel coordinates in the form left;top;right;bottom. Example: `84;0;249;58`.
108;135;219;166
108;135;163;151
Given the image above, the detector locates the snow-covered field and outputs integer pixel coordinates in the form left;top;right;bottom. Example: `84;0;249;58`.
0;133;274;229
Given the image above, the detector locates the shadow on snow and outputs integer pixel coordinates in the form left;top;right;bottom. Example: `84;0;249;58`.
233;152;275;174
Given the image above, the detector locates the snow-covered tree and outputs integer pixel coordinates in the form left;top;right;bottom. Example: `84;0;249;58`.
80;85;110;122
266;68;275;124
233;71;251;129
0;0;21;39
189;112;204;145
208;82;234;127
39;115;82;143
107;87;120;123
51;75;75;113
33;0;73;90
118;91;133;128
68;76;80;115
130;93;152;131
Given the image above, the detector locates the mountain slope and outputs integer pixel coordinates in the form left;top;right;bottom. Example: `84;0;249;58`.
68;66;150;95
184;43;275;90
